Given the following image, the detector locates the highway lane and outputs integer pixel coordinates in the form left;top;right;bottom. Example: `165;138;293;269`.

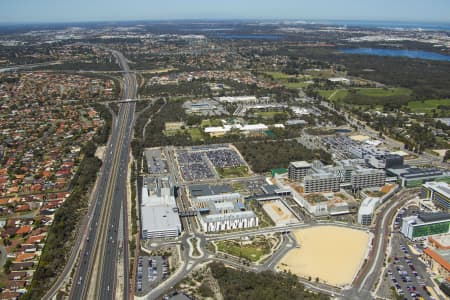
98;53;136;300
0;61;62;73
69;50;135;300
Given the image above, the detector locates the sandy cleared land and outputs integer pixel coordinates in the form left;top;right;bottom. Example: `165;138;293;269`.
277;226;370;286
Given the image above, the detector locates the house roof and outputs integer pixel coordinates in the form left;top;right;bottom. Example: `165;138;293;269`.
14;253;35;263
16;225;32;235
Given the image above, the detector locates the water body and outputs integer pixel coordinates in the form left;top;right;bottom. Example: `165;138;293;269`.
341;48;450;62
316;20;450;31
216;34;284;40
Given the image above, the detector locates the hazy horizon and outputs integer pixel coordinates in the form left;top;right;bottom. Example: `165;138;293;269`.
1;0;450;24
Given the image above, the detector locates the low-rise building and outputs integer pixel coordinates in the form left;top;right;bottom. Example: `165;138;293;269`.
192;193;258;232
216;96;258;103
165;122;185;131
401;212;450;240
358;197;379;226
422;247;450;279
422;181;450;212
140;176;182;239
387;166;450;187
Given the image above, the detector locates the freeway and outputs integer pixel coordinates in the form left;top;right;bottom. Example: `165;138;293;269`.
69;50;136;300
0;61;62;73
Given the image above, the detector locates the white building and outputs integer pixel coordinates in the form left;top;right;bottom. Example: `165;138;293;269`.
401;212;450;240
201;211;258;232
140;176;182;239
358;197;380;225
328;77;351;84
217;96;258;103
192;193;259;233
422;181;450;212
142;206;182;239
204;123;268;136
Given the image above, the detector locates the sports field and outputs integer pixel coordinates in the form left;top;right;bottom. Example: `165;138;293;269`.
407;99;450;113
277;226;370;286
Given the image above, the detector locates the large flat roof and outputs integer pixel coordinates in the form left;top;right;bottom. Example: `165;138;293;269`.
419;212;450;223
423;247;450;272
387;166;444;179
290;161;311;168
189;184;233;197
358;197;379;215
141;205;181;233
424;181;450;197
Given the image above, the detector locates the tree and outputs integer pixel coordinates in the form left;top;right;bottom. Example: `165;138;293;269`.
444;150;450;162
3;258;12;274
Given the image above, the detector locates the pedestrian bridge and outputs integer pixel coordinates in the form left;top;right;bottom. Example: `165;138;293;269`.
178;210;198;217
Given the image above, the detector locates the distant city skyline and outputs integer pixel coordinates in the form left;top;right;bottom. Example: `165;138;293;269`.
1;0;450;24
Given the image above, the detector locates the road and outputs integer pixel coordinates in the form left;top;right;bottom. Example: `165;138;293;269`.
319;99;449;169
69;50;136;300
140;187;419;300
0;61;62;73
347;188;420;299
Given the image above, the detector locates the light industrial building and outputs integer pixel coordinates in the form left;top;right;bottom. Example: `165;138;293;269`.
401;212;450;240
140;176;182;239
216;96;259;103
422;181;450;212
204;123;268;137
192;193;258;232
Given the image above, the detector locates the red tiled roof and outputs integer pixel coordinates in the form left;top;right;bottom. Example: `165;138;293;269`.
424;247;450;272
15;225;32;235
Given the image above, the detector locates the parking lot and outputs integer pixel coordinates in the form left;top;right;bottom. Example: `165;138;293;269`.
377;206;438;300
175;145;248;182
136;256;170;295
206;149;244;168
144;148;168;174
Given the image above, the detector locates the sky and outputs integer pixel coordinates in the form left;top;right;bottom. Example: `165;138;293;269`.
1;0;450;24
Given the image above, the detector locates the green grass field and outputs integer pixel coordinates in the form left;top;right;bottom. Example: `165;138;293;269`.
164;128;204;141
284;81;311;89
264;72;312;89
318;87;412;106
355;87;411;97
318;89;348;101
188;128;204;141
407;99;450;113
201;119;222;127
216;240;271;262
217;166;249;178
